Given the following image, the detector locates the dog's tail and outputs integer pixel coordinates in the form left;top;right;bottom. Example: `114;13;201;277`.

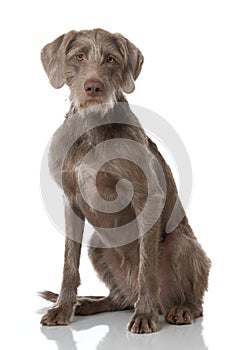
38;290;58;303
38;290;106;303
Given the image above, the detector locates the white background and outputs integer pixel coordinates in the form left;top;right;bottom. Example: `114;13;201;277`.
1;1;234;349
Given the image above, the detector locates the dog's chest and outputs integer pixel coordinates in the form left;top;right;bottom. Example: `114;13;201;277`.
61;141;138;228
50;119;149;227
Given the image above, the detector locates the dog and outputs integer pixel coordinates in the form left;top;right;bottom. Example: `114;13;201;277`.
39;28;211;334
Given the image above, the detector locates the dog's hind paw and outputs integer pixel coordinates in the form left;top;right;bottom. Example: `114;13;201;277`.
166;306;193;325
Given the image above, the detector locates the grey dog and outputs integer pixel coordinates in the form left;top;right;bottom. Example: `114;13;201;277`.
39;28;211;334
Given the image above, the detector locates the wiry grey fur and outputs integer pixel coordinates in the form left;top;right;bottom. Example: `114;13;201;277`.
39;28;211;334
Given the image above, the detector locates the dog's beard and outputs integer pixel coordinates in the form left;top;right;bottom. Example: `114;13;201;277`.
80;101;115;118
72;93;116;119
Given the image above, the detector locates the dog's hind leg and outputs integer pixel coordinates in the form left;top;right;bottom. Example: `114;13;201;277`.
39;291;123;316
74;295;127;315
159;223;211;325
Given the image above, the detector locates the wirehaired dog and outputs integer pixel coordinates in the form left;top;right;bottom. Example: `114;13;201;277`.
39;28;211;333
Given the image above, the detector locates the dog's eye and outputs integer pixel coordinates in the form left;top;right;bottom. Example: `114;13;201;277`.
76;53;84;61
106;55;115;63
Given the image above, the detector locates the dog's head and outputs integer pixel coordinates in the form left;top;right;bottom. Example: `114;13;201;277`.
41;29;144;114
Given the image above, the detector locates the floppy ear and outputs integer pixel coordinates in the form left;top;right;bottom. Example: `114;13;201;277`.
41;31;77;88
115;34;144;94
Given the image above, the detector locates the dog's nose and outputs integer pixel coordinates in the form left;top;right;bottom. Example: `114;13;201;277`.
84;80;104;97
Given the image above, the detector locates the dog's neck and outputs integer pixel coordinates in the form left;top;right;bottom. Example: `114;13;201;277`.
64;92;145;148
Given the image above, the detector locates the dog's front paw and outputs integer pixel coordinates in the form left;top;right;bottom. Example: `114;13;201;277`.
41;306;72;326
128;313;160;334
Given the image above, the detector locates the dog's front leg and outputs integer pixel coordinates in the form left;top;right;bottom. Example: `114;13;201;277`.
128;219;161;334
41;203;84;326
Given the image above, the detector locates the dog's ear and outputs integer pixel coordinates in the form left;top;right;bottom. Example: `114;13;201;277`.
41;31;77;89
115;34;144;94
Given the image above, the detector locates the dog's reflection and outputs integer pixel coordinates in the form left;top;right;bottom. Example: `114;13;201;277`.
39;309;208;350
